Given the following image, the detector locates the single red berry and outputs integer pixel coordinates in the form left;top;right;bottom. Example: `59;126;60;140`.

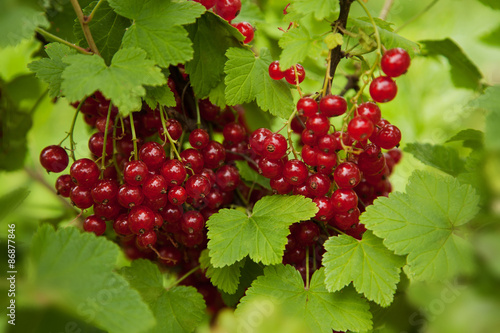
306;114;330;136
306;173;331;197
290;115;306;133
40;145;69;173
185;175;211;199
128;205;155;234
381;48;411;78
317;134;338;153
293;184;314;199
301;129;318;146
194;0;216;10
319;95;347;117
223;122;246;144
297;97;318;117
189;129;210;149
55;174;74;197
283;159;308;186
113;214;133;236
262;133;288;160
331;189;358;213
91;179;118;204
334;162;361;189
332;207;360;230
199;99;221;121
70;185;94;209
123;160;149;186
161;159;187;186
83;215;106;236
88;132;112;157
313;196;335;221
270;175;293;194
180;232;204;247
180;148;204;174
215;165;240;191
143;175;168;200
70;158;100;189
284;64;305;85
268;61;285;80
233;22;254;43
258;157;284;179
168;186;187;205
249;128;272;155
181;211;205;234
387;148;402;164
136;230;157;249
93;201;122;221
118;184;144;208
202;141;226;169
157;246;183;266
204;188;224;209
375;124;402;149
348;116;375;142
139;141;166;171
357;102;381;124
370;76;398;103
159;119;183;141
316;152;337;174
295;221;320;246
301;145;318;167
215;0;241;21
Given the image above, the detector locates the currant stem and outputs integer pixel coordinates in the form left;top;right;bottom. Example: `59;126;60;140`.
305;246;310;290
356;0;382;56
395;0;440;33
379;0;395;20
70;0;101;56
160;106;182;161
112;115;123;179
129;112;139;160
87;0;105;22
35;28;92;55
195;98;201;129
101;102;113;176
326;224;348;236
168;265;201;289
65;100;84;162
286;110;300;160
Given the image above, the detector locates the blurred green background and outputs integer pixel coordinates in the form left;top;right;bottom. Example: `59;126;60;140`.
1;0;500;332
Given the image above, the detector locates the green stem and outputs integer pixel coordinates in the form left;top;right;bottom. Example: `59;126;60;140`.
101;103;113;176
29;89;48;115
159;106;182;160
129;112;138;160
112;115;123;179
70;0;101;55
65;101;84;162
305;246;310;289
379;0;394;20
194;98;201;129
87;0;105;21
168;265;201;289
286;110;299;160
395;0;440;33
356;0;382;56
35;28;92;55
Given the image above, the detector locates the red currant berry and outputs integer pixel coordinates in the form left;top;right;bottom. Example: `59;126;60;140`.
185;174;211;199
223;122;246;144
118;184;144;208
249;128;272;155
160;119;183;141
168;186;187;205
113;214;133;236
161;159;187;186
283;159;308;186
93;201;122;221
347;116;375;142
381;48;411;78
204;188;224;209
301;145;318;167
319;95;347;117
295;221;320;246
88;132;112;157
262;133;288;160
270;175;293;194
193;0;216;10
136;230;157;249
70;185;94;209
143;175;168;200
83;215;106;236
357;102;381;124
157;245;183;266
369;76;397;103
40;145;69;173
181;211;205;234
306;114;330;136
70;158;100;189
55;174;74;197
290;115;306;133
91;179;118;204
375;124;401;149
332;207;360;230
334;162;361;189
202;141;226;169
301;129;318;146
199;99;221;121
316;152;337;175
317;134;338;153
331;189;358;213
258;157;284;179
123;160;149;186
215;165;240;191
297;97;318;117
306;173;331;197
189;129;210;149
215;0;241;21
313;196;335;221
139;141;166;171
284;64;305;85
180;148;204;174
233;22;254;43
387;148;402;164
268;61;285;80
128;205;155;234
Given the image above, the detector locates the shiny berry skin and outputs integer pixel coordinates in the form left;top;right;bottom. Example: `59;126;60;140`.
55;174;73;197
370;76;397;103
139;141;166;171
295;221;320;246
348;116;375;141
70;158;100;189
180;148;204;174
301;145;318;166
181;211;205;234
284;64;305;85
180;232;204;247
215;0;241;21
331;189;358;213
91;179;118;204
381;48;411;77
233;22;254;43
293;184;314;199
262;133;288;160
93;201;122;221
83;215;106;236
332;207;360;230
357;102;381;124
161;159;187;186
215;165;240;191
118;184;144;208
316;152;337;174
88;132;112;157
306;173;331;197
313;196;335;221
306;114;330;136
185;175;211;199
158;246;183;266
249;128;272;155
268;61;285;80
258;157;284;179
113;214;132;236
40;145;69;173
123;160;149;186
162;119;183;141
223;122;246;144
283;159;308;186
387;148;402;163
161;204;183;232
189;129;210;149
270;175;293;194
128;205;155;234
168;186;187;205
290;115;306;133
204;188;224;209
319;95;347;117
143;175;168;199
375;124;402;149
194;0;216;9
297;97;318;117
301;129;318;146
317;134;338;153
334;162;361;189
70;185;94;209
199;99;221;121
136;230;157;249
202;141;226;169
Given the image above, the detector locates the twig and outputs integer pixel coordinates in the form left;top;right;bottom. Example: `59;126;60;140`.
379;0;395;20
70;0;101;55
35;28;92;55
395;0;440;33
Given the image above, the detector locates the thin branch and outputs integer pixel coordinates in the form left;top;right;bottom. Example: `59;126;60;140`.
395;0;440;33
379;0;394;20
70;0;101;55
87;0;105;22
35;28;92;55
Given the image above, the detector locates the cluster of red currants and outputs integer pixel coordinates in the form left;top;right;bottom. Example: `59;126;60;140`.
193;0;255;44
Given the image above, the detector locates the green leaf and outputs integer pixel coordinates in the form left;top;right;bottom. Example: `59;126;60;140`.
446;129;484;149
349;18;420;57
108;0;205;68
420;38;483;91
61;48;165;114
468;85;500;150
144;69;176;109
278;25;323;69
0;1;49;47
220;259;264;307
199;249;245;294
232;0;265;25
323;231;405;307
404;142;466;176
74;1;131;65
185;12;243;98
0;188;29;222
361;170;480;281
480;24;500;46
290;0;339;21
234;160;271;190
28;43;77;98
224;47;294;118
237;265;373;333
120;260;206;333
30;225;155;333
207;195;318;267
476;0;500;10
208;80;227;108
